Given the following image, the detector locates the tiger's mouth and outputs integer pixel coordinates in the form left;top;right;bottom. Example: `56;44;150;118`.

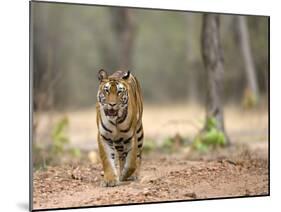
104;109;118;117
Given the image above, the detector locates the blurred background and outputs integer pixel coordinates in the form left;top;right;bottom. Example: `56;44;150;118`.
31;2;268;168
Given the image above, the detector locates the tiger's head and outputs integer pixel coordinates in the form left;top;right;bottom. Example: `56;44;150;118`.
97;69;130;122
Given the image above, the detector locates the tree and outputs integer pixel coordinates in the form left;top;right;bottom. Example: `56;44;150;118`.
110;8;136;70
236;16;259;105
201;14;229;145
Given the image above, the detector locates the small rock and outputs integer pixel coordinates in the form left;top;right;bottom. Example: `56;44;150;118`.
245;189;251;196
184;192;197;198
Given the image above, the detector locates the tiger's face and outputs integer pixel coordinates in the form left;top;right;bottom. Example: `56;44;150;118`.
97;69;130;121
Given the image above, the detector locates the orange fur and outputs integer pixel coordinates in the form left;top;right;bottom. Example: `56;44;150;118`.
96;70;144;186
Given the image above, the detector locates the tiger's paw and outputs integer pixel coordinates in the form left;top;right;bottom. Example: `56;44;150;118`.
101;179;119;187
120;175;138;182
126;175;139;181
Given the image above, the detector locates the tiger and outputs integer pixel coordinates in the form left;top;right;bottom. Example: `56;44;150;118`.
96;69;144;187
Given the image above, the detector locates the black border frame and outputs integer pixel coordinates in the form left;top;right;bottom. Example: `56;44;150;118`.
29;1;270;211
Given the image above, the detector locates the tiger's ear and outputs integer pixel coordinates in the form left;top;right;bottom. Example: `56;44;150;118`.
98;69;108;82
122;70;130;80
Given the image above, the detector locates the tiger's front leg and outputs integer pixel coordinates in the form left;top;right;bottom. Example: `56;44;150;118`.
97;134;119;187
123;126;144;181
119;136;138;181
131;127;144;181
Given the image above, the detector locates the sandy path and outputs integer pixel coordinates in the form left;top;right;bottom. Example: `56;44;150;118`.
33;147;268;210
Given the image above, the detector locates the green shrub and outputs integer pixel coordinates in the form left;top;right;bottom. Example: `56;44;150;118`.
51;116;81;160
51;117;70;155
192;117;226;152
143;139;157;154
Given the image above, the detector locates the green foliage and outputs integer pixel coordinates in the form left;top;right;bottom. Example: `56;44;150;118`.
32;142;47;170
161;137;174;153
50;116;81;160
205;117;217;131
192;139;209;152
33;116;81;169
159;134;191;153
51;117;70;155
69;148;81;158
143;139;157;154
193;117;226;152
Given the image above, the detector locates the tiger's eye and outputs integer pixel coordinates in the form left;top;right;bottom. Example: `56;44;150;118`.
103;82;111;94
104;87;109;93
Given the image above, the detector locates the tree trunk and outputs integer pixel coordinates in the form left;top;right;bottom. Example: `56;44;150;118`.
201;14;229;144
111;8;136;70
236;16;259;101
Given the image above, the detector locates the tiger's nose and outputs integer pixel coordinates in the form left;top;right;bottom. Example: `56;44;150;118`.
109;103;116;107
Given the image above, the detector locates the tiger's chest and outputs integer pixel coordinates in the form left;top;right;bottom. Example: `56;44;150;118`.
99;117;133;137
99;118;134;153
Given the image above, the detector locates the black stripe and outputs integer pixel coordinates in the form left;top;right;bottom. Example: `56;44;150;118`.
120;119;133;133
138;143;143;148
101;134;111;141
101;134;113;145
111;153;115;159
122;148;131;158
115;147;124;152
101;118;112;133
124;148;131;155
123;135;133;144
137;133;144;142
109;120;116;126
137;124;142;134
114;137;123;144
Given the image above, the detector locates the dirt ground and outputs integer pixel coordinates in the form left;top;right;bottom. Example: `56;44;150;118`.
33;142;268;210
33;103;268;210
